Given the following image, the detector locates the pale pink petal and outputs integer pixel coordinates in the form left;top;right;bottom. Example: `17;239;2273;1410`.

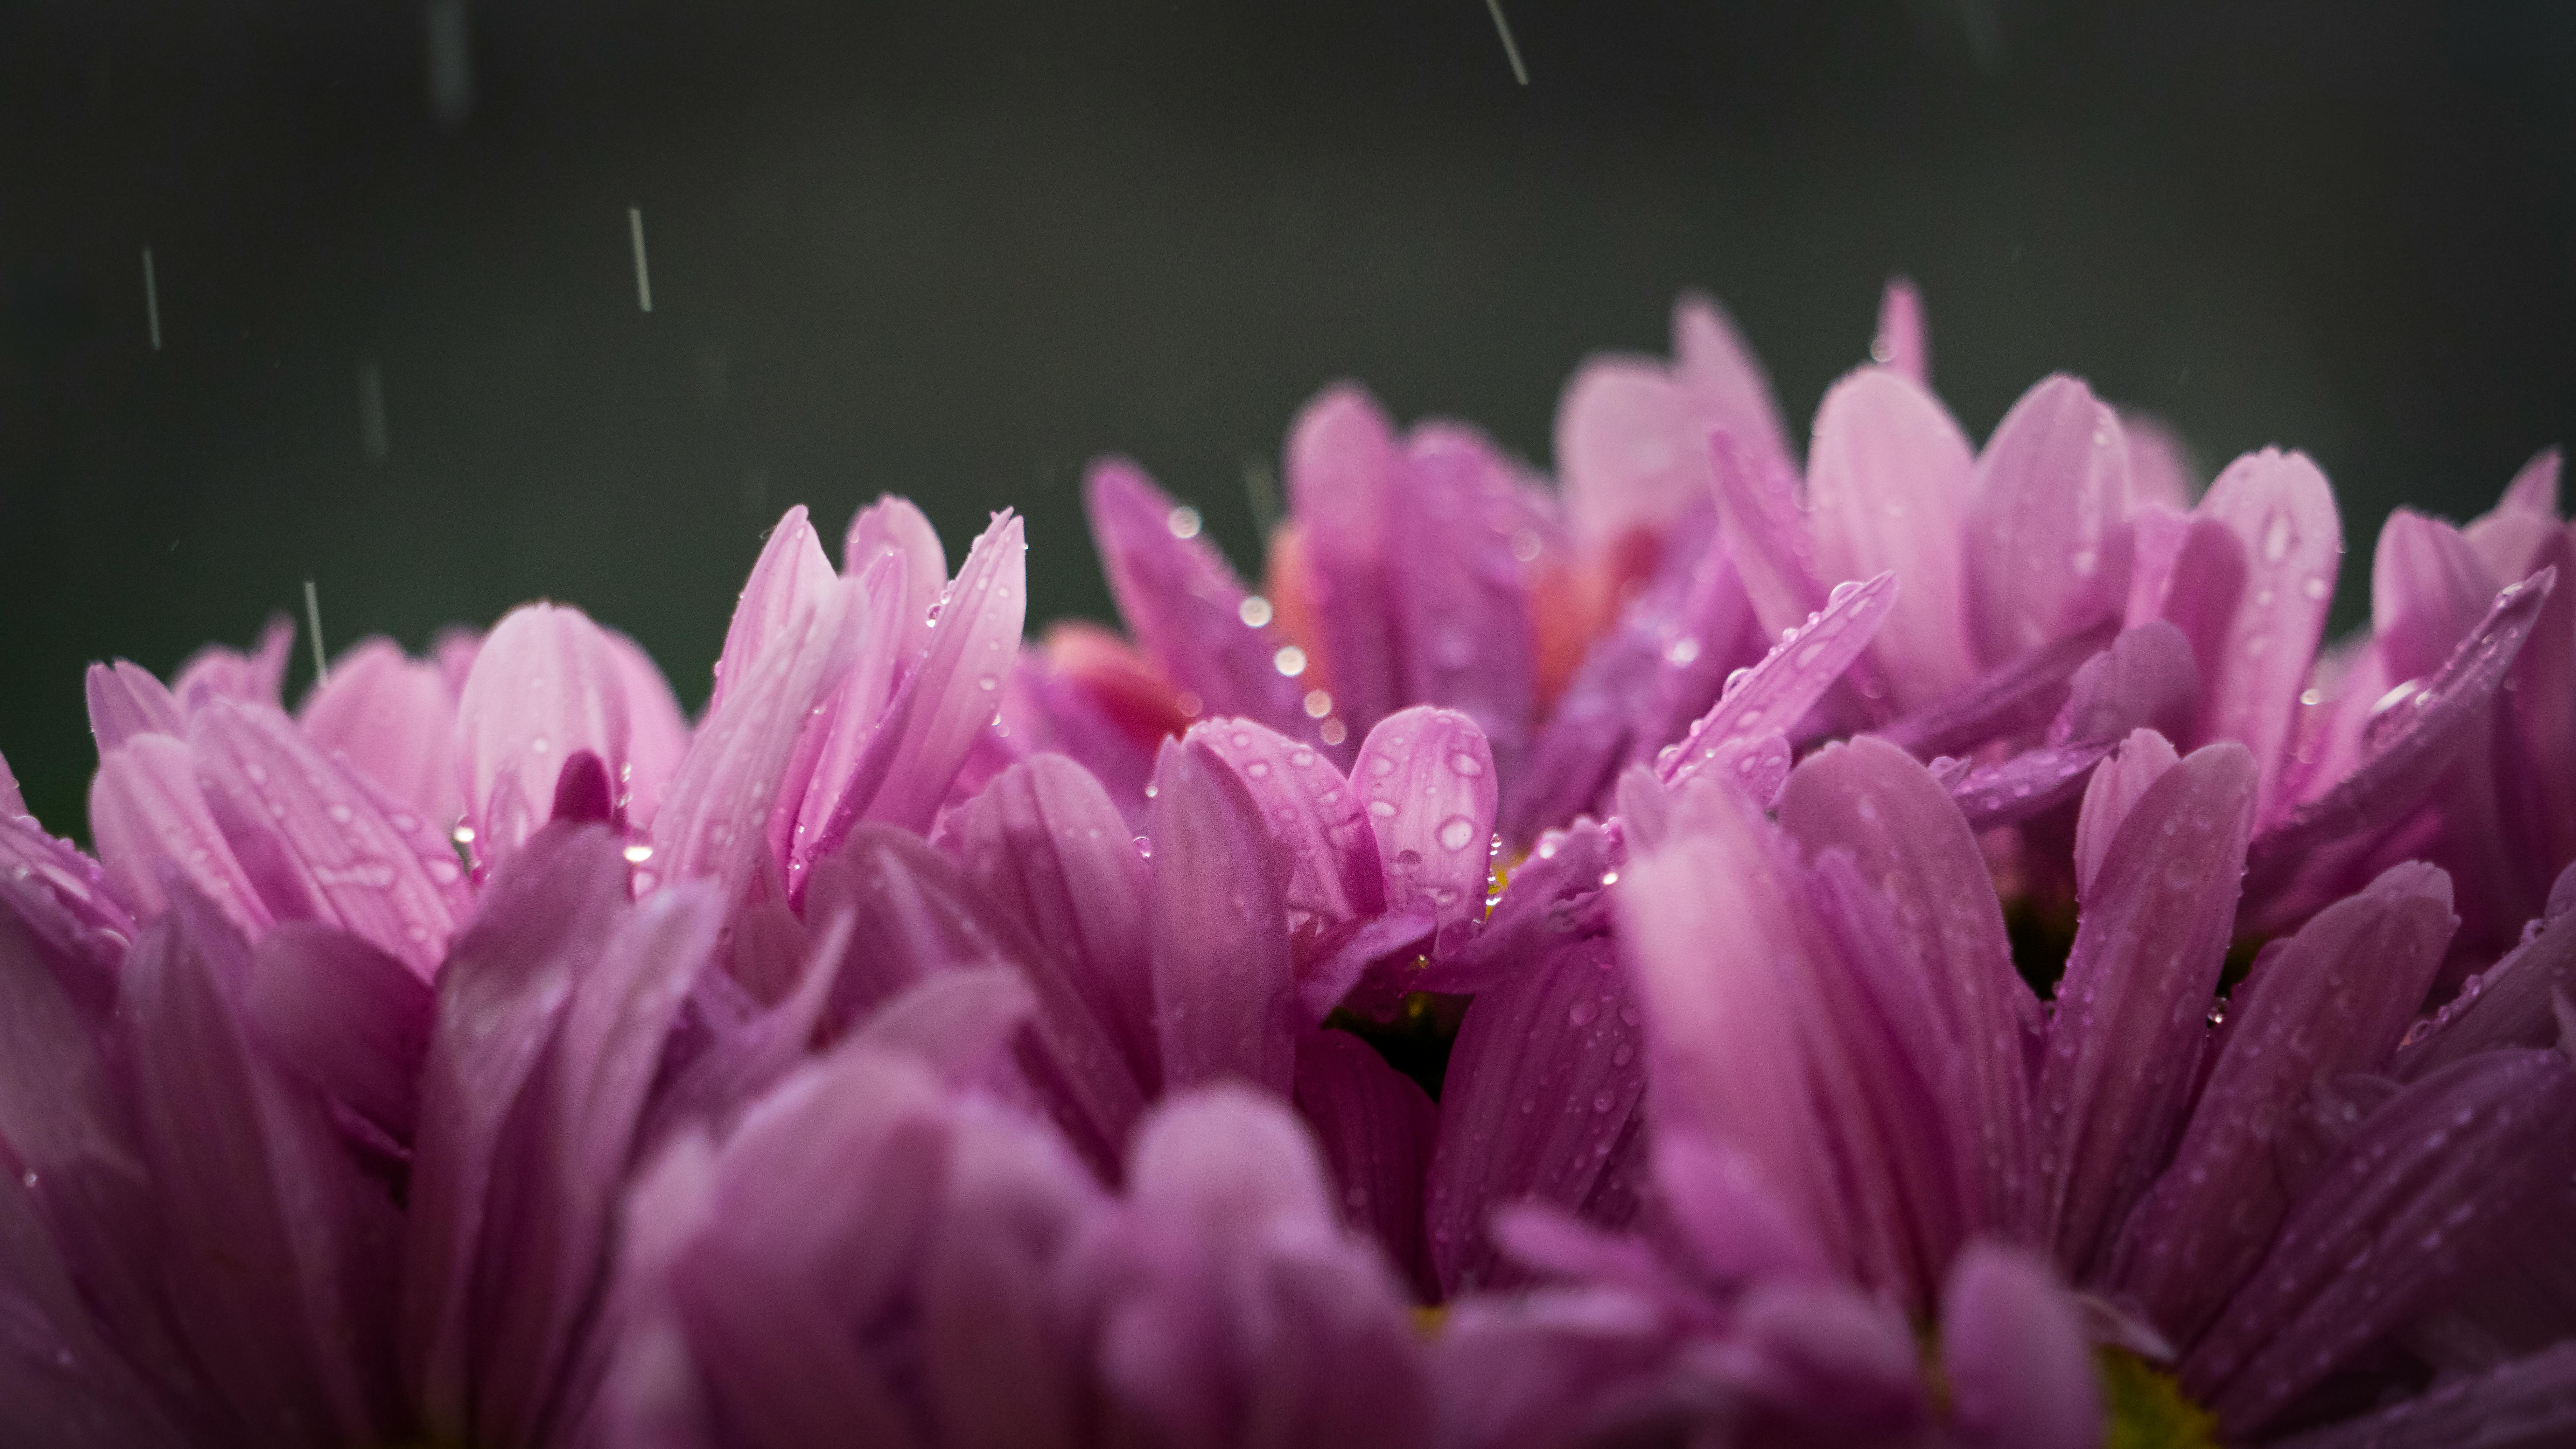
1806;366;1979;708
2192;448;2342;816
1672;291;1796;478
1351;706;1496;929
1657;571;1899;795
1555;357;1707;546
2120;412;2200;512
1390;425;1541;770
706;506;837;720
456;603;634;864
841;493;946;668
2072;728;2181;900
786;551;915;877
89;733;271;936
172;613;294;711
1710;428;1834;648
602;627;691;830
1965;374;2133;664
1870;276;1928;383
298;640;463;828
1284;383;1406;735
85;659;183;750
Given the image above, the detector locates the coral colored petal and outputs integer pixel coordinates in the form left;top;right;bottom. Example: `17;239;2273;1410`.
1806;366;1979;708
2033;742;2255;1275
1965;374;2134;665
1352;706;1497;929
1145;740;1297;1096
2109;863;2456;1346
1190;716;1385;927
2192;448;2343;815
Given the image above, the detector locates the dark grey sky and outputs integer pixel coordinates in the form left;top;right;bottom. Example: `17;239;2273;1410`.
4;1;2572;836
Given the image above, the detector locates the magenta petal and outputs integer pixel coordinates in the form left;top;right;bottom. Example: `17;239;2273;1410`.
842;492;947;667
854;965;1038;1088
1191;716;1386;927
1292;1027;1437;1294
948;752;1161;1090
1388;425;1541;769
1086;459;1309;736
172;613;295;711
89;733;272;934
1146;740;1297;1096
2109;863;2457;1346
2263;1339;2576;1449
1872;617;2119;761
1673;291;1796;479
1285;383;1407;735
787;550;915;874
2192;448;2343;815
2185;1049;2576;1437
2244;568;2554;902
652;577;863;908
456;602;635;862
1428;1288;1680;1449
243;921;435;1148
1872;276;1929;382
85;659;184;751
1943;738;2121;832
706;505;838;720
1778;737;2042;1237
120;896;402;1446
1939;1242;2103;1449
601;628;691;832
2072;728;2181;901
2374;508;2503;680
1806;366;1979;708
0;815;134;1013
1965;374;2134;666
1555;356;1710;546
0;746;23;818
0;1160;195;1448
1659;570;1899;794
2034;741;2256;1275
1710;427;1835;649
2048;619;2200;747
1352;706;1497;929
1718;1278;1927;1444
298;640;463;829
2394;871;2576;1080
1423;935;1647;1293
811;511;1028;845
189;699;468;974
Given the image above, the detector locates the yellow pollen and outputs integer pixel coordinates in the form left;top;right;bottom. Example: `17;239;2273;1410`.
1410;1305;1449;1339
2100;1349;2219;1449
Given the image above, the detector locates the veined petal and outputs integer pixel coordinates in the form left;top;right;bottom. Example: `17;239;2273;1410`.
456;603;634;862
808;511;1027;849
787;550;915;878
1146;740;1296;1096
2108;862;2457;1346
120;894;402;1447
189;699;469;975
947;752;1161;1090
1872;616;2119;761
1087;460;1311;737
707;506;837;720
1778;737;2041;1238
2072;728;2181;901
298;640;462;829
2264;1339;2576;1449
85;659;183;750
0;814;135;1014
1673;291;1796;479
842;493;946;668
1939;1242;2103;1449
1389;424;1541;771
1806;366;1979;708
1423;934;1647;1293
1292;1028;1437;1295
1966;374;2134;665
1657;571;1898;795
1352;706;1497;929
1285;383;1405;734
2035;742;2255;1275
2184;1049;2576;1437
1871;275;1929;381
1190;716;1384;929
2192;448;2342;816
89;733;271;935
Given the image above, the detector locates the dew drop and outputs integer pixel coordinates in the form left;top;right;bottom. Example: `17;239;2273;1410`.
1436;815;1478;851
1273;645;1308;677
1167;505;1202;539
1238;596;1274;628
1449;752;1484;778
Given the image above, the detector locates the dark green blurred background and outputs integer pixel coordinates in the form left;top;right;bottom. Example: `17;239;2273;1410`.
4;2;2572;839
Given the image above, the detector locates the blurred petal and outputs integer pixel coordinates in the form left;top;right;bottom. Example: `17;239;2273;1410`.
1940;1242;2103;1449
1146;740;1296;1096
243;921;435;1150
171;614;293;711
1673;291;1796;479
89;733;272;934
1806;366;1979;707
1966;374;2133;665
1293;1028;1437;1294
85;659;183;751
1390;425;1542;771
298;640;462;828
1285;384;1405;730
2264;1339;2576;1449
602;627;691;830
1556;357;1708;547
1872;276;1928;381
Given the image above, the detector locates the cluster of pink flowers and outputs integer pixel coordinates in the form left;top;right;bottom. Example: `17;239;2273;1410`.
4;283;2573;1448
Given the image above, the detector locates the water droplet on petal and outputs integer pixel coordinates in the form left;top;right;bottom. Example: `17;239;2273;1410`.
1436;815;1477;851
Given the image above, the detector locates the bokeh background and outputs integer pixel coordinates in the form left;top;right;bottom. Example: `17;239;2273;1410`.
4;1;2572;838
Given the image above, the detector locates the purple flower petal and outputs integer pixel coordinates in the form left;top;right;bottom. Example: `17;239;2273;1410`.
706;505;838;720
841;493;946;668
1146;740;1297;1096
171;613;294;712
851;964;1038;1089
120;893;404;1446
2192;448;2343;816
2394;870;2576;1081
808;511;1028;848
1352;706;1497;929
456;603;636;863
1555;356;1710;547
189;699;469;974
1086;460;1311;738
1939;1242;2103;1449
1965;374;2134;666
1872;275;1929;383
1292;1027;1438;1295
2047;619;2200;748
1806;366;1979;709
2035;741;2255;1276
786;550;916;874
2122;412;2200;513
2127;505;2249;685
0;1159;195;1448
601;627;691;831
1285;383;1407;735
0;811;136;1013
242;922;435;1152
1388;425;1541;772
2267;1339;2576;1449
89;733;273;936
1190;716;1385;929
1710;427;1835;651
947;752;1162;1090
85;659;184;751
1777;737;2042;1238
1673;291;1796;480
1715;1277;1928;1445
2072;728;2180;900
1424;934;1647;1293
2184;1049;2576;1437
1657;570;1900;795
297;640;463;830
1428;1287;1682;1449
1872;616;2119;761
2108;862;2457;1347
